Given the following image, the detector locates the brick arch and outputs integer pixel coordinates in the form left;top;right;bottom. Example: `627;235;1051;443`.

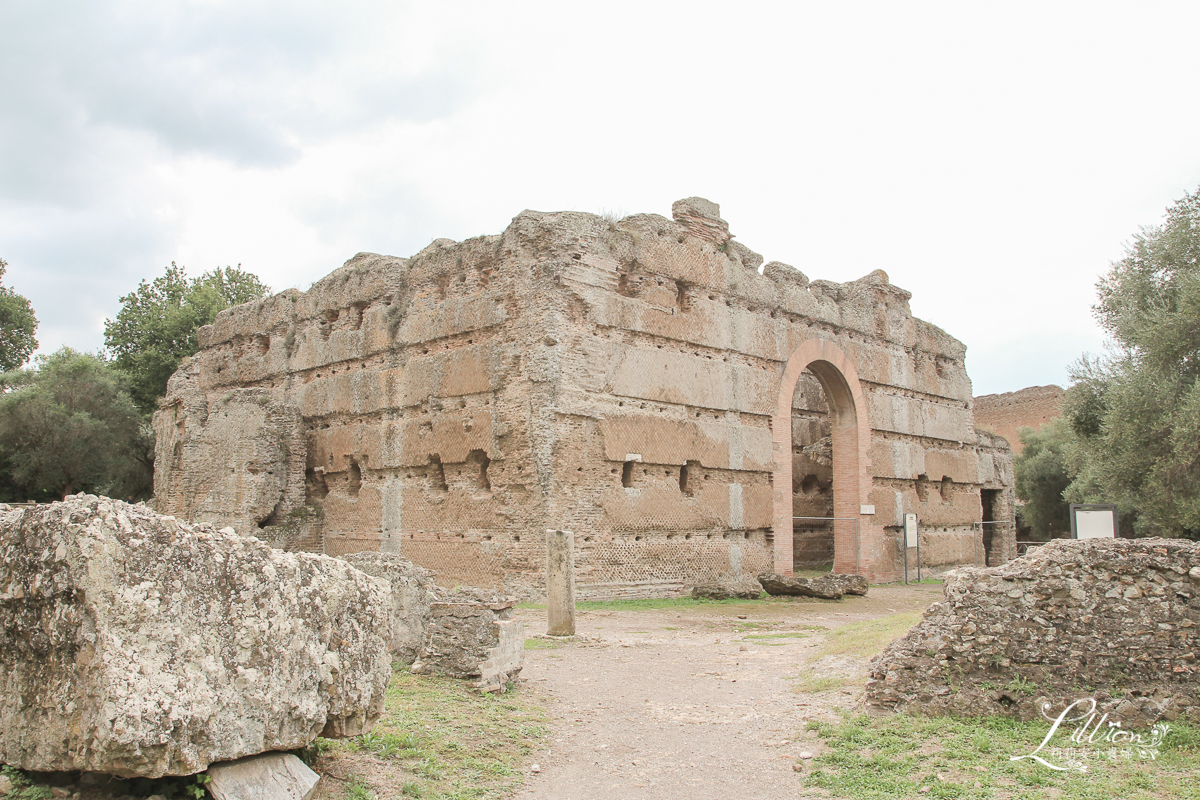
771;339;873;575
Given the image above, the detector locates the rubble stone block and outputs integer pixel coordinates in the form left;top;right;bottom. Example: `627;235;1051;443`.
753;573;849;597
413;589;524;692
0;496;392;778
691;580;763;600
867;538;1200;724
207;753;320;800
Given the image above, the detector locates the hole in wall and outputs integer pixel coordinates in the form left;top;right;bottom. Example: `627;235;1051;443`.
429;455;449;492
347;459;362;498
680;460;699;497
467;449;491;492
621;461;635;488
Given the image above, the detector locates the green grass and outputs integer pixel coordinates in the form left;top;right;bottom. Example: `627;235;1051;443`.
801;711;1200;800
0;767;51;800
791;674;855;693
742;631;811;646
0;765;210;800
523;637;567;650
744;630;816;640
819;612;923;659
321;670;547;800
574;596;764;611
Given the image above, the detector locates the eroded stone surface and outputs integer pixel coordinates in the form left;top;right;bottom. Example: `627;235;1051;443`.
866;538;1200;724
691;580;763;600
0;496;392;778
413;589;524;692
340;551;437;665
207;753;320;800
757;573;865;600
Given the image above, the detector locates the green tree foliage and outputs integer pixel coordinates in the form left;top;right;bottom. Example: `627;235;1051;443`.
0;258;38;371
1013;419;1073;540
0;349;151;501
1063;188;1200;538
105;263;270;413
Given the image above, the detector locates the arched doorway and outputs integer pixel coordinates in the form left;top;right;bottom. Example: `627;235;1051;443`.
771;340;873;576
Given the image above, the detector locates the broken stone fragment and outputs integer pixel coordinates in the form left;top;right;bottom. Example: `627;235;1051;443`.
0;495;393;777
671;196;731;244
207;753;320;800
691;580;763;600
757;573;868;600
418;588;524;692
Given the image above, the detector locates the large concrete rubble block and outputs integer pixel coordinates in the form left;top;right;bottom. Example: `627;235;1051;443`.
412;588;524;692
691;579;763;600
867;538;1200;724
758;573;867;600
339;551;438;665
207;753;320;800
0;496;393;778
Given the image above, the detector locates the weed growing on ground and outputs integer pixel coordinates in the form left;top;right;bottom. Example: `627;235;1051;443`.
575;596;765;611
523;638;567;650
743;631;811;640
0;765;211;800
0;767;51;800
818;612;923;660
791;674;854;693
321;671;547;800
801;711;1200;800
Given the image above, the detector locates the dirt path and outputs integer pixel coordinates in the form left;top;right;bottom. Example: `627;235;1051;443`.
512;585;942;800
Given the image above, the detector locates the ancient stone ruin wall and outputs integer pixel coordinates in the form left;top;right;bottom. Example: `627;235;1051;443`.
973;384;1065;456
154;198;1015;597
867;537;1200;724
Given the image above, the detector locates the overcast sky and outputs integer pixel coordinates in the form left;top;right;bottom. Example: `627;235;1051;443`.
3;1;1199;396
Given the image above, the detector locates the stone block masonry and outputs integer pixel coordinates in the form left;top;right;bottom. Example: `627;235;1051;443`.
154;198;1015;597
867;537;1200;725
412;590;524;692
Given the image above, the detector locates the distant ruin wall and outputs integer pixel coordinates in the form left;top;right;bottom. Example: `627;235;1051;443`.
973;385;1064;456
867;538;1200;724
154;199;1015;597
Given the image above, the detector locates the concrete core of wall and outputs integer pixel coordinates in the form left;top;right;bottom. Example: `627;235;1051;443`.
153;198;1016;598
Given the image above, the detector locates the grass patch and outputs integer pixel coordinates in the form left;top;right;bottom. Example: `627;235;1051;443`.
802;711;1200;800
0;765;210;800
743;631;811;640
523;638;567;650
0;767;52;800
792;674;855;693
575;596;764;611
819;612;923;660
321;670;546;800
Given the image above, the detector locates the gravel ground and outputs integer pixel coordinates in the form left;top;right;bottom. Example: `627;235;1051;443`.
512;584;943;800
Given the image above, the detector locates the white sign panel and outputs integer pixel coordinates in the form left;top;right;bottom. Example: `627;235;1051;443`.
1075;509;1117;539
904;513;918;548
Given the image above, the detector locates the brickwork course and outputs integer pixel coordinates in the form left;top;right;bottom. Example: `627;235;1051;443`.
973;384;1064;456
153;198;1016;598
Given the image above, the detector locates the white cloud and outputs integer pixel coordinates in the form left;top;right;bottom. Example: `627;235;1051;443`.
2;0;1200;393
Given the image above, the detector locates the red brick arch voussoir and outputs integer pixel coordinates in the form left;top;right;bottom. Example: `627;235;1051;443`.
771;338;874;576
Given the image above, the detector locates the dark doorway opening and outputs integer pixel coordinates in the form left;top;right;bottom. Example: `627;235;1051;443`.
791;369;834;572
